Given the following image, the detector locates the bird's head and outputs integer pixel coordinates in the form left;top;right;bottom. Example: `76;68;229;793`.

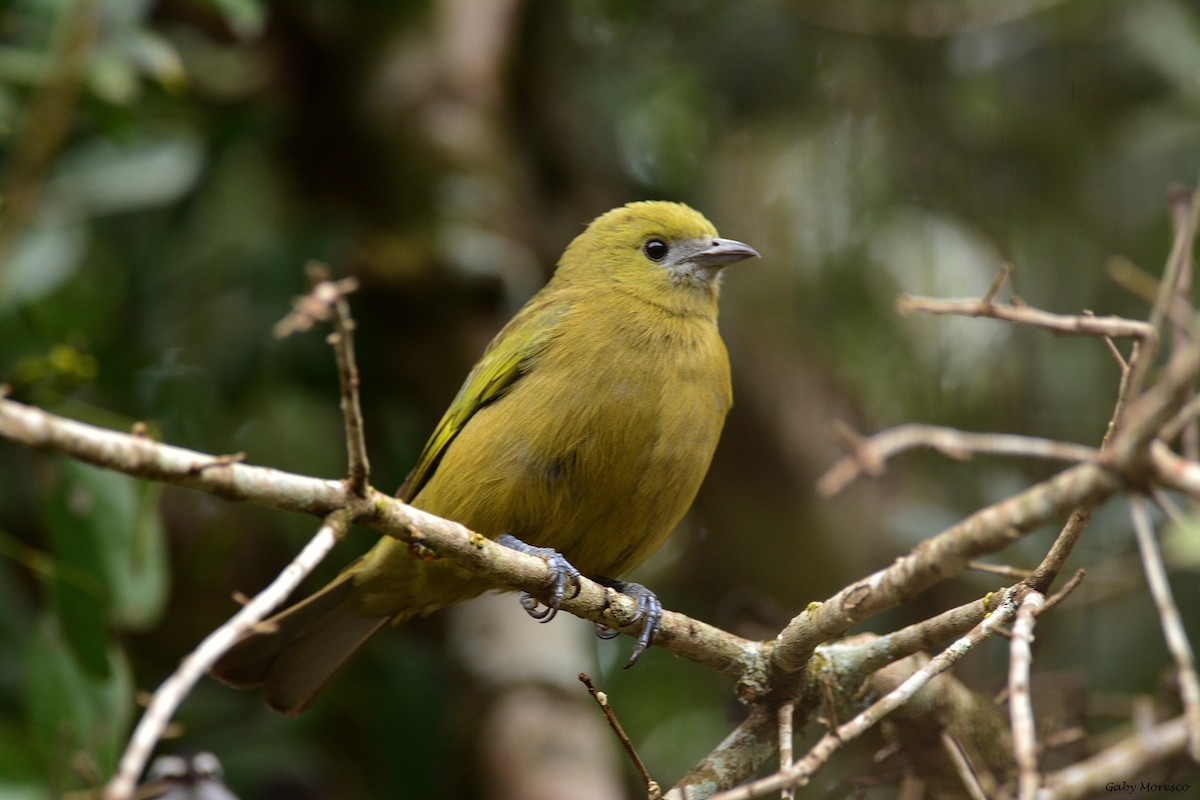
557;201;759;313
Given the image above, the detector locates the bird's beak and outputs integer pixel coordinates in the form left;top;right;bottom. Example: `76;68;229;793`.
690;237;761;268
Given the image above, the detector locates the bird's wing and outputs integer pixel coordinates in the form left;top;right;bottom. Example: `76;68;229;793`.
398;295;568;502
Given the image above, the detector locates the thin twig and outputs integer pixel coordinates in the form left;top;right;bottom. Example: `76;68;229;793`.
1167;186;1198;465
967;560;1030;579
105;511;349;800
1129;496;1200;761
579;673;660;799
777;701;795;800
940;732;988;800
1009;591;1046;800
896;294;1155;340
981;263;1014;306
275;265;371;496
1040;569;1085;613
1119;186;1200;409
310;264;371;497
819;423;1100;497
1149;440;1200;498
1160;395;1200;445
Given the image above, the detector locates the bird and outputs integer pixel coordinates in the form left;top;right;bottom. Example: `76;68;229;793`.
210;200;759;714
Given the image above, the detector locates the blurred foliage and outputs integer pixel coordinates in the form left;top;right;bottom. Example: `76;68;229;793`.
1;0;1199;797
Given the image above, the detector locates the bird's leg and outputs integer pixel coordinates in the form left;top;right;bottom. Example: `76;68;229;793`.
497;533;582;623
594;578;663;668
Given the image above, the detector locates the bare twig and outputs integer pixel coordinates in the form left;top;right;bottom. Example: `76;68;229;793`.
275;265;371;496
1040;568;1085;613
777;701;795;800
0;398;347;512
318;265;371;496
1119;187;1200;408
272;270;360;338
1009;591;1046;800
981;263;1014;305
896;294;1155;341
1129;496;1200;760
967;560;1030;579
940;732;988;800
1167;186;1198;465
105;511;349;800
1149;440;1200;498
819;423;1100;497
579;673;660;799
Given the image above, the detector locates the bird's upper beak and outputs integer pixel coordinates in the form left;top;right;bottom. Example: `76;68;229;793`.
690;237;761;269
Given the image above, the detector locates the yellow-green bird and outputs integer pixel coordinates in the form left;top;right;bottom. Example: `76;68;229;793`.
211;201;758;714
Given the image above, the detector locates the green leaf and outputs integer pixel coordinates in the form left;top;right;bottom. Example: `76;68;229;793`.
40;460;169;676
0;214;88;311
49;133;206;217
24;615;134;787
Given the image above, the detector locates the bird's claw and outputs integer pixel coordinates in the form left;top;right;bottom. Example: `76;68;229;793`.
596;579;663;668
498;533;582;624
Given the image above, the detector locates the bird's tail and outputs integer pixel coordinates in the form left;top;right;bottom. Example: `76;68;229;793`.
209;571;390;716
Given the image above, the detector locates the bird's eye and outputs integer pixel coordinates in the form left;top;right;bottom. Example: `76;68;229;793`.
643;238;669;262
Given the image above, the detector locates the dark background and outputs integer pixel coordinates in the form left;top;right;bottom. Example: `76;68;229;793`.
2;1;1198;797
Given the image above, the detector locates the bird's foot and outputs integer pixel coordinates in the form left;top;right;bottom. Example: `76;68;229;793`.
497;533;582;624
595;578;663;668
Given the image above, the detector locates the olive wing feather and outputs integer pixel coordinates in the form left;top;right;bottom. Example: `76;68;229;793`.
397;297;568;501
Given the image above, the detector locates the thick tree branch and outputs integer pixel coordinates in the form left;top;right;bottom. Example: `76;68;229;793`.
773;461;1121;676
708;588;1022;799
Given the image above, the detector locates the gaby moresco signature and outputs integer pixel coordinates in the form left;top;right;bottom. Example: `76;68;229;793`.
1105;781;1191;794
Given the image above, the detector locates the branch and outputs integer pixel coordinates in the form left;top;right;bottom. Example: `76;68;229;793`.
819;423;1099;497
1009;591;1046;800
579;673;660;799
665;706;778;800
773;462;1121;675
896;292;1155;341
1120;186;1200;407
1130;496;1200;761
0;398;764;682
707;588;1021;799
0;399;346;513
105;511;348;800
